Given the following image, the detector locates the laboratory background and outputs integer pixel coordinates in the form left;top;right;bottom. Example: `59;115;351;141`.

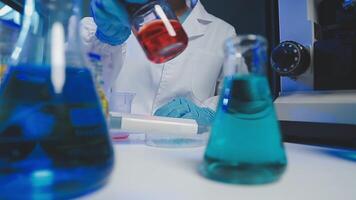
0;0;355;199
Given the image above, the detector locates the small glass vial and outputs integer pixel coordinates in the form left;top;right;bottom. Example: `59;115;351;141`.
125;0;188;63
88;52;109;118
0;64;6;85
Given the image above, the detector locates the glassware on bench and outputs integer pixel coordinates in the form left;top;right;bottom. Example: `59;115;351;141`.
0;0;114;199
200;35;287;185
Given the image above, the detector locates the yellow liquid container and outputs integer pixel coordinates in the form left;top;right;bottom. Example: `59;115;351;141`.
88;53;109;118
0;64;7;84
98;87;109;118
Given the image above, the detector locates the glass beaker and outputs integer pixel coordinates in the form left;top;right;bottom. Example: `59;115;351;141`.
200;35;287;184
0;0;114;199
109;92;136;140
0;19;20;85
127;0;188;63
109;92;136;114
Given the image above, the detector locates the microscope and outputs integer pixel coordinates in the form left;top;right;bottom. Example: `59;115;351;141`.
271;0;356;148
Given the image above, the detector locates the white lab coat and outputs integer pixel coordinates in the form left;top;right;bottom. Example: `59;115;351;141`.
80;1;236;115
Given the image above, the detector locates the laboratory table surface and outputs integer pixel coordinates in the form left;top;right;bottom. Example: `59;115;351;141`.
82;139;356;200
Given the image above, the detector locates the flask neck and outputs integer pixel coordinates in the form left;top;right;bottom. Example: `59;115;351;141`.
11;0;84;68
223;35;268;77
122;0;157;16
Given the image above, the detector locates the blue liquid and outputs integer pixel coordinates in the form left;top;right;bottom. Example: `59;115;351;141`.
201;75;287;184
0;66;114;199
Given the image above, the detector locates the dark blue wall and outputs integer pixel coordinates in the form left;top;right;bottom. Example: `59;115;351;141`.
200;0;269;36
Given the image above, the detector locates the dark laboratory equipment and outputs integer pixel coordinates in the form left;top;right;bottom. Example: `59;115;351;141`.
272;0;356;149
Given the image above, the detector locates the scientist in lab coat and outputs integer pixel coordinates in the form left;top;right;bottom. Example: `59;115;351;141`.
80;0;237;127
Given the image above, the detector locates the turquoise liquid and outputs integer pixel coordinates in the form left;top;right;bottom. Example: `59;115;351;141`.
0;65;114;199
201;75;287;184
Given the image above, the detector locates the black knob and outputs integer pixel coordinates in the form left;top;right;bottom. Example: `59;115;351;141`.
271;41;311;77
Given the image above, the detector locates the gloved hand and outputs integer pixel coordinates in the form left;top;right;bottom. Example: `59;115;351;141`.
91;0;148;46
154;97;215;127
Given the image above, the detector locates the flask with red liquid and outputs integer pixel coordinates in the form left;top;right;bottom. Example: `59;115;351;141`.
123;0;189;63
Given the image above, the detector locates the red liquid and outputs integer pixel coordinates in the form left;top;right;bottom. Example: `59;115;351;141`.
135;20;188;64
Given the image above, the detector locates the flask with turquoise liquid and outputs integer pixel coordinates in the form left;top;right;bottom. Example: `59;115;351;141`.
200;35;287;184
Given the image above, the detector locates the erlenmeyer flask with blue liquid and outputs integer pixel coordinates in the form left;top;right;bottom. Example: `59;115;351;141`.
0;0;114;199
200;35;287;184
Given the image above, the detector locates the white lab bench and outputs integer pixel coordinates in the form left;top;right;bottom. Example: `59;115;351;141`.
82;141;356;200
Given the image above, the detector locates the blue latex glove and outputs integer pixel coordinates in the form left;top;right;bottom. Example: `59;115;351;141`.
154;98;215;127
91;0;148;45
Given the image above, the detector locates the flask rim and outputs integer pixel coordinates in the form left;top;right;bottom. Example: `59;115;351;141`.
224;35;268;55
131;1;159;18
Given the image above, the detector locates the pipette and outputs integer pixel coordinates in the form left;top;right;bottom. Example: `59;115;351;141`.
110;112;208;137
